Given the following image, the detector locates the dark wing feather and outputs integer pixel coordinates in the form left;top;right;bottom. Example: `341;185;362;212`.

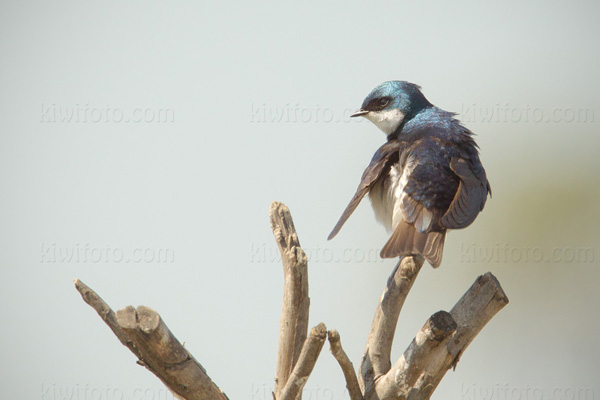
328;141;403;240
440;157;490;229
401;194;439;233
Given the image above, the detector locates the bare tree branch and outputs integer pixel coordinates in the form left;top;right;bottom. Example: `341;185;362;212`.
74;279;141;358
328;330;363;400
358;259;507;400
410;272;509;398
74;280;229;400
75;203;509;400
279;323;328;400
270;201;310;398
373;311;457;400
359;256;424;395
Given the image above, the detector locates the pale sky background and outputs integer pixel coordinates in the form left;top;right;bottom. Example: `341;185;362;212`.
1;1;599;399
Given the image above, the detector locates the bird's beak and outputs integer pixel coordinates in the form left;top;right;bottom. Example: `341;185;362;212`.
350;109;369;118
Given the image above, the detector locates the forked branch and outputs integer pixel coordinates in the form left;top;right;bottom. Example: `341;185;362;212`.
374;311;457;400
359;255;424;395
359;267;508;400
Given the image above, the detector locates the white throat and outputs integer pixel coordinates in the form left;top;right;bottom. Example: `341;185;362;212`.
364;109;405;135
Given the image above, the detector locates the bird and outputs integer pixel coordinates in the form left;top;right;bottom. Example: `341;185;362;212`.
328;81;491;268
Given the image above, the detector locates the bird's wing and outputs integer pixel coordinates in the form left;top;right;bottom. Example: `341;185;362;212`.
380;155;447;267
328;140;403;240
380;153;490;268
440;157;490;229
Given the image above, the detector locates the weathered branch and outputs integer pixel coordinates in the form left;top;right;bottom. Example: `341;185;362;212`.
373;311;457;400
270;201;310;399
358;259;508;400
279;323;328;400
409;272;509;397
328;330;363;400
75;203;509;400
73;279;142;358
359;256;424;395
74;280;228;400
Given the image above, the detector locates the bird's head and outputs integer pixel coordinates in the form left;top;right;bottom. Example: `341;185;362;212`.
351;81;432;135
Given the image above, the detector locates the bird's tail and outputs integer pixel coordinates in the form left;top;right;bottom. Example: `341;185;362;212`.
380;220;446;268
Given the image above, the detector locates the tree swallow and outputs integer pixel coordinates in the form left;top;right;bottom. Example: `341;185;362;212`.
329;81;491;268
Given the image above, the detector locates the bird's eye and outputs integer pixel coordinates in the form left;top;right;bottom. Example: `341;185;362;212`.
378;98;389;107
